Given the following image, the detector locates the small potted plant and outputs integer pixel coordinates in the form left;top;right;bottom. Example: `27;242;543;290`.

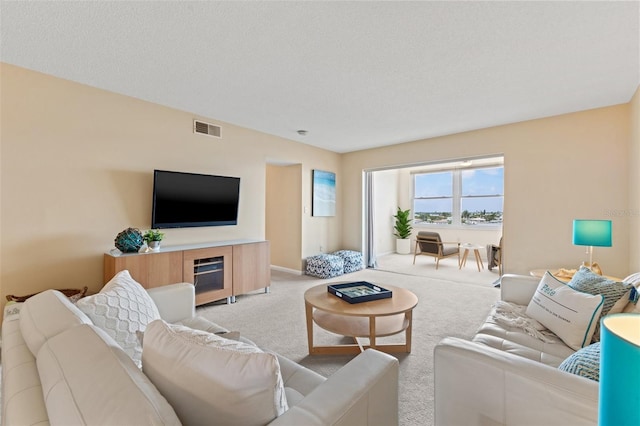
143;229;165;251
393;207;413;254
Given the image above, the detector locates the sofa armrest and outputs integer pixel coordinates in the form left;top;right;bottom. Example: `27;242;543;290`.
146;283;195;323
500;274;540;305
434;337;598;426
269;349;399;426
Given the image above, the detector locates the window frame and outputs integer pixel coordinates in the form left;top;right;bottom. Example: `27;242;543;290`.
412;163;504;229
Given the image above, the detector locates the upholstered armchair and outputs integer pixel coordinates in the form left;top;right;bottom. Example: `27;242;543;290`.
412;231;460;269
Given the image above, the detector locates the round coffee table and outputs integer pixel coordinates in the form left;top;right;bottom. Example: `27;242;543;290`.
304;283;418;355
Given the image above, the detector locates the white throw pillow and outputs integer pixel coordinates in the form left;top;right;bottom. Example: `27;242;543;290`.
142;320;288;426
76;270;160;367
526;272;604;351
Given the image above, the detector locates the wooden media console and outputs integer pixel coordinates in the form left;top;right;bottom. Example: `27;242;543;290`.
104;240;270;305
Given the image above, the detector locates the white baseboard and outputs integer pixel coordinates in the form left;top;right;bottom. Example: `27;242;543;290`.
270;265;304;275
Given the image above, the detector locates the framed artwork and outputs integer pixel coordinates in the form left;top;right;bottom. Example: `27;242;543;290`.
312;169;336;217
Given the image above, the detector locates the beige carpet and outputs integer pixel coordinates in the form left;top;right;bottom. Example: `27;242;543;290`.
375;252;502;288
196;267;500;426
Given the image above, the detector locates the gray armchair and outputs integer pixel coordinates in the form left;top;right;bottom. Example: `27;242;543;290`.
412;231;460;269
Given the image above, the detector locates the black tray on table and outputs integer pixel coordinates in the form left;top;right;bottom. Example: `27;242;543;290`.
327;281;392;304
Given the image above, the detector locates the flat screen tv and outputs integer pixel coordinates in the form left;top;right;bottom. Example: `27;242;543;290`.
151;169;240;229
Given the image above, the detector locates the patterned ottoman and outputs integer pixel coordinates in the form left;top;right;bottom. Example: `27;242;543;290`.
306;254;344;278
333;250;364;274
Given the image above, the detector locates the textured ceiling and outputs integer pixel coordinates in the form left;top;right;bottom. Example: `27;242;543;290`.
1;1;639;153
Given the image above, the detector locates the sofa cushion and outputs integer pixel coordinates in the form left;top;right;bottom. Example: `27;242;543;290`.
558;342;600;382
76;270;160;367
142;319;288;426
567;266;633;340
177;314;229;333
526;272;603;351
475;305;575;365
20;289;92;356
472;333;569;367
36;324;180;426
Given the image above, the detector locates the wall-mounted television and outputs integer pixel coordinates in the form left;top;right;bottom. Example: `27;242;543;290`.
151;169;240;229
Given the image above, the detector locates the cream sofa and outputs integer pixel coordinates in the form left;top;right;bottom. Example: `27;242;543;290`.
434;273;639;426
2;282;399;426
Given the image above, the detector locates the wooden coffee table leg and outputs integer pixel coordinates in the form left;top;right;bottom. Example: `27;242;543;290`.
369;315;376;349
405;310;413;353
305;301;314;354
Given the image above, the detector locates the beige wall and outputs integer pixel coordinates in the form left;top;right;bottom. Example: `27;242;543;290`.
266;164;303;271
343;105;632;277
1;63;637;307
0;63;341;303
630;86;640;271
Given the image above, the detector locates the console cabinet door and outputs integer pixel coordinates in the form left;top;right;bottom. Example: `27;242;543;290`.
233;241;271;295
104;252;183;288
183;246;233;306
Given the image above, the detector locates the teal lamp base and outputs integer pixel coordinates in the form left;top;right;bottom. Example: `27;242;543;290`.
599;314;640;426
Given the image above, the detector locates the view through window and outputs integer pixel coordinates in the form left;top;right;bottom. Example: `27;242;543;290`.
413;159;503;227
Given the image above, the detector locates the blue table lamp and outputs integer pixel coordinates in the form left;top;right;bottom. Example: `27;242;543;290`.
599;314;640;426
572;220;612;269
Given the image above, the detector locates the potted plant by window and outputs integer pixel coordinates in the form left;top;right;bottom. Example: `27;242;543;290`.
393;207;413;254
143;229;165;251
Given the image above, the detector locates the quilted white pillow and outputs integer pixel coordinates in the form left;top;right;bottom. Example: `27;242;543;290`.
142;320;288;426
526;272;604;351
76;270;160;367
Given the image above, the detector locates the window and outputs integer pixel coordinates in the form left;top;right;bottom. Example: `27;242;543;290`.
413;162;503;227
414;171;453;225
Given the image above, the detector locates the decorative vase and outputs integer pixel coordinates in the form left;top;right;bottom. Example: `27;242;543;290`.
148;241;161;251
114;228;144;253
396;238;411;255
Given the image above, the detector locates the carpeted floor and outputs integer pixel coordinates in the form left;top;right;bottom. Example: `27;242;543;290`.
197;266;500;426
375;252;502;287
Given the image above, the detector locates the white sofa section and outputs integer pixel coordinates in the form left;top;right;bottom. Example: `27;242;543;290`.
434;273;638;426
2;282;399;426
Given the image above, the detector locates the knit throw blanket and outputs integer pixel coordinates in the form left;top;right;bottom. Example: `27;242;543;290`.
492;301;556;343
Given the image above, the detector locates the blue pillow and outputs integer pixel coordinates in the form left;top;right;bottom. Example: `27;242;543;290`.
558;342;600;382
567;267;632;340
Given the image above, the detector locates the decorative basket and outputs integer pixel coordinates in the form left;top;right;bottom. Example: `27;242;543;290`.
6;286;89;303
114;227;144;253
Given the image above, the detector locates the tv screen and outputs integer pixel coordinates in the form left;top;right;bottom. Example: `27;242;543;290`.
152;170;240;229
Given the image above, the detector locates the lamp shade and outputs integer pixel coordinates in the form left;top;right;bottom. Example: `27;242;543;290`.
572;220;612;247
598;314;640;426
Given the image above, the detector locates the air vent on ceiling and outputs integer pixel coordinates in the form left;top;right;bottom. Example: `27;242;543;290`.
194;120;221;138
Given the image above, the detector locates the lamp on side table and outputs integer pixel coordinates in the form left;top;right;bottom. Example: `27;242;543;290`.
572;219;612;272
